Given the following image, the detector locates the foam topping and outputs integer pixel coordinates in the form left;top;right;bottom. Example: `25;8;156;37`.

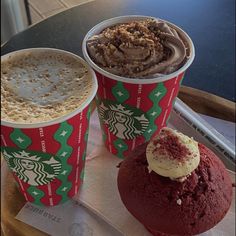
1;51;93;124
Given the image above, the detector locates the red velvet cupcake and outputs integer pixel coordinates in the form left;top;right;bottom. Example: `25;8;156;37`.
117;128;233;236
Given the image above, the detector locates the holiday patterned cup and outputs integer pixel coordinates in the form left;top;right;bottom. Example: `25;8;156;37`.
83;16;195;158
1;48;98;206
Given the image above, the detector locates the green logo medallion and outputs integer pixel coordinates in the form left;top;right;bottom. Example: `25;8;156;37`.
98;100;149;140
2;147;62;186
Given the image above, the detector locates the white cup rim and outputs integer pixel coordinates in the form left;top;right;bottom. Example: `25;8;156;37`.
1;48;98;129
82;15;195;85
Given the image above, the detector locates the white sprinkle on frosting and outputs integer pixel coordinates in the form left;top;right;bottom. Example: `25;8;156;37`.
176;199;182;205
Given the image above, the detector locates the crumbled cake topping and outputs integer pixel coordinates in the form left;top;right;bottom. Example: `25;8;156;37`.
146;127;200;179
153;133;189;163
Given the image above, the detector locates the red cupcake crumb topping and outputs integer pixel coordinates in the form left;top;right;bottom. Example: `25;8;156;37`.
152;134;189;163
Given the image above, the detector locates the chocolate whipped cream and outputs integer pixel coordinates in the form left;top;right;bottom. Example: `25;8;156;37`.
87;19;190;78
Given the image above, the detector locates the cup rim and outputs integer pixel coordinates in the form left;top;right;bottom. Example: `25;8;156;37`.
82;15;195;85
1;48;98;129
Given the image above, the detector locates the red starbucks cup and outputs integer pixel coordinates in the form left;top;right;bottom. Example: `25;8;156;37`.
82;15;195;158
1;48;98;206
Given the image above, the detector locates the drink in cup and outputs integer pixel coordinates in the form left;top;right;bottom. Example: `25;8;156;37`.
82;15;195;158
1;48;98;206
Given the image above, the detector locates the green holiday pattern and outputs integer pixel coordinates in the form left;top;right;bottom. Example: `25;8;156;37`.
27;186;45;206
79;137;87;182
54;121;73;204
82;151;86;161
86;105;91;120
79;151;87;182
8;129;46;204
113;139;128;159
112;81;130;103
80;168;85;180
111;82;132;162
2;147;62;186
143;83;167;141
10;129;32;149
98;100;149;140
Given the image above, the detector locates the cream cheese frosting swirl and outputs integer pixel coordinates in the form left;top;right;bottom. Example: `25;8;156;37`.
87;19;189;78
146;127;200;180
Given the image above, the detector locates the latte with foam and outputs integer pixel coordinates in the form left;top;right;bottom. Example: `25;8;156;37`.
1;49;94;124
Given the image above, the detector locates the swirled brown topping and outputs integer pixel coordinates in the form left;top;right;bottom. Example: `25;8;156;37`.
87;19;190;78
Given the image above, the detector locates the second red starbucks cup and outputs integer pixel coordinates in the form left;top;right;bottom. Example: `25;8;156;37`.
1;48;98;206
82;15;195;158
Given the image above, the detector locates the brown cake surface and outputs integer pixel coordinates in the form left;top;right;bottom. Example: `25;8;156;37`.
117;143;233;236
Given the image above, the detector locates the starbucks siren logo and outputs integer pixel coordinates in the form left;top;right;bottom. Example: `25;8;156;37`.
98;101;149;139
2;147;62;186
